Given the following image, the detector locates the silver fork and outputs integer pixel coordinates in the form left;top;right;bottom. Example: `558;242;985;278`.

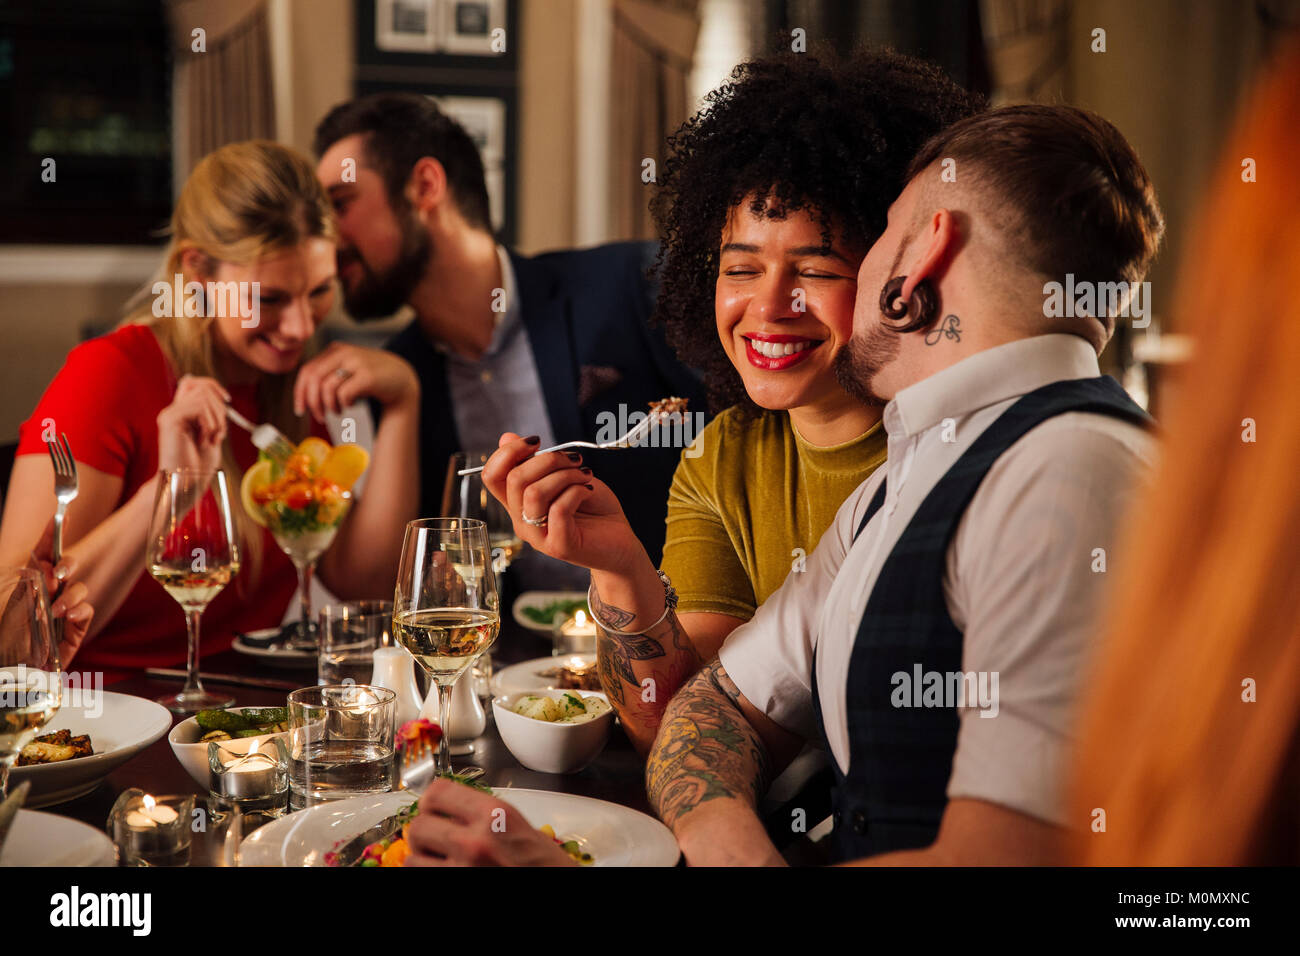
46;434;79;648
224;405;295;460
456;407;681;476
46;433;79;567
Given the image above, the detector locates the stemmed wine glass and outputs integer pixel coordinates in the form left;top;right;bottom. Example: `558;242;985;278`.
392;518;500;778
147;468;240;713
0;567;61;797
443;452;525;577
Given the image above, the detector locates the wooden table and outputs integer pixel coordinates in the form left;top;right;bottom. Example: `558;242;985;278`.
53;617;652;864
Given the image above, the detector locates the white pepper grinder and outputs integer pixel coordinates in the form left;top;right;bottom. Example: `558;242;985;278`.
420;674;486;755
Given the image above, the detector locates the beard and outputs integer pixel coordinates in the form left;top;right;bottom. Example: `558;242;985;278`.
833;318;899;408
338;207;432;320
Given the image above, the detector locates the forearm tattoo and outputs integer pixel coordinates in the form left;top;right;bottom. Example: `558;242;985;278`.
645;660;772;829
588;585;637;630
593;608;700;744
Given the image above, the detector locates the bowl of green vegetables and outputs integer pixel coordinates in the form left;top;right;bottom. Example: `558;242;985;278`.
168;706;290;788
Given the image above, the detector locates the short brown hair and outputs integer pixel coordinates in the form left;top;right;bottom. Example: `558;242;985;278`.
908;104;1164;291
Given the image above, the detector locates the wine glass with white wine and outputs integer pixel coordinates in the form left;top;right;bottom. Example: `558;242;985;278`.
147;468;240;713
443;452;525;577
0;567;61;797
392;518;500;778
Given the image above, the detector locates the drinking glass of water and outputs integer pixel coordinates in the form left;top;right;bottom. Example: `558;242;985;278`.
287;684;396;810
317;600;393;686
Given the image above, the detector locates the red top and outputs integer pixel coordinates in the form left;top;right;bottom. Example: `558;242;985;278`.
16;324;325;675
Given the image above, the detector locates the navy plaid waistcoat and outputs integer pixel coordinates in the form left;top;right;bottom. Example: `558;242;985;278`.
811;375;1151;862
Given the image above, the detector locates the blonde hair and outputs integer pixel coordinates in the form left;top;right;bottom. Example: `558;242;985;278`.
124;140;337;588
1068;43;1300;864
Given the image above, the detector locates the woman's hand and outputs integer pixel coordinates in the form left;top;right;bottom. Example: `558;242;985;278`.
156;375;229;473
294;342;419;421
482;433;648;576
29;516;94;664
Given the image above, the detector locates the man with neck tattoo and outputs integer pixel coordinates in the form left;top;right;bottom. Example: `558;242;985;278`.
400;104;1163;866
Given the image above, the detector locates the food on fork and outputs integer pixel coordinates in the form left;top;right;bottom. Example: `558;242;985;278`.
16;729;94;766
648;396;689;422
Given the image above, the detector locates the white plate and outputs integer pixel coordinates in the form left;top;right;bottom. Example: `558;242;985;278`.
8;691;172;808
491;655;599;697
240;788;679;867
0;809;116;866
511;591;589;633
232;629;317;669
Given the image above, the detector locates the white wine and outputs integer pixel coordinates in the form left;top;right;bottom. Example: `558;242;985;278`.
393;608;499;685
0;689;59;756
149;564;237;611
489;533;524;571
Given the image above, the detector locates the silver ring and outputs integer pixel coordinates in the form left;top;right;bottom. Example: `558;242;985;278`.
521;512;548;528
334;367;353;381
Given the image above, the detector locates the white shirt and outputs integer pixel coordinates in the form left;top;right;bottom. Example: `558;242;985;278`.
719;334;1157;825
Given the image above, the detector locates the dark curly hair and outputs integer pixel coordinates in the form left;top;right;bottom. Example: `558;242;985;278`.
650;48;985;416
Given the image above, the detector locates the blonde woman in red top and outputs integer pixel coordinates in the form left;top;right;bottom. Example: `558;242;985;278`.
0;141;419;676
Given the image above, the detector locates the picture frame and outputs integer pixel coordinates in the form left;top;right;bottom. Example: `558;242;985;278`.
375;0;439;53
439;0;507;56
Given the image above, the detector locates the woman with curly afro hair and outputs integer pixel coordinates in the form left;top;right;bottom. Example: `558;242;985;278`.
483;48;983;753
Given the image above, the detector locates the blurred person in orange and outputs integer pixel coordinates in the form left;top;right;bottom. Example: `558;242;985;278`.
1068;41;1300;866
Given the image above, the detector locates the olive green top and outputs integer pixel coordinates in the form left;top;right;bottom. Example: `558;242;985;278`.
660;406;888;620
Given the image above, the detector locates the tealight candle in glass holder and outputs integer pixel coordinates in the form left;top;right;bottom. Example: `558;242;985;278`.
552;608;597;656
208;737;290;812
108;789;194;866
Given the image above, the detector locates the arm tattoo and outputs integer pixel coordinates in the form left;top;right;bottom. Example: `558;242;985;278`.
588;584;636;630
924;314;961;345
595;610;700;739
645;659;772;829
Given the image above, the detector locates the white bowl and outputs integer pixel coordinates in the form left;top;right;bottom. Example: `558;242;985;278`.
168;707;291;789
7;691;172;808
492;690;613;774
0;809;116;867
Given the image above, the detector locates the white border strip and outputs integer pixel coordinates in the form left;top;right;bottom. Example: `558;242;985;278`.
0;246;163;285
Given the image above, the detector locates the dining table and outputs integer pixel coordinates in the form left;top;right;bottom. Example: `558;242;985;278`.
50;610;655;866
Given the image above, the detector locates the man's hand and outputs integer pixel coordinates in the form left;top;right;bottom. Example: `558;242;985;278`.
29;516;93;663
404;779;578;867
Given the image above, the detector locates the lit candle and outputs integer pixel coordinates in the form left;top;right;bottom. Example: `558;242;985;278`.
554;609;598;656
209;738;288;804
110;791;192;866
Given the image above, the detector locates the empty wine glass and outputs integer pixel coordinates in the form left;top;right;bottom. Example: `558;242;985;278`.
0;567;61;796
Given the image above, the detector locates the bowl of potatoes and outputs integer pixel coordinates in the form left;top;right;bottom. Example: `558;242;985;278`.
492;690;613;774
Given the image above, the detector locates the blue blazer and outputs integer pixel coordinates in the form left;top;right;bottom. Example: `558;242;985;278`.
386;240;709;565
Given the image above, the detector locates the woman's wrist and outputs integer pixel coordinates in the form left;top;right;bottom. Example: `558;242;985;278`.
590;557;666;632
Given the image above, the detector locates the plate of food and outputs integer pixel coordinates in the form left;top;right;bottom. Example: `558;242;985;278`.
239;786;678;867
491;654;601;697
7;691;172;808
231;627;318;669
511;591;589;633
0;809;116;867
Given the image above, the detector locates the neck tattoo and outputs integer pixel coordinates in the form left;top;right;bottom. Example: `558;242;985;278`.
924;314;961;346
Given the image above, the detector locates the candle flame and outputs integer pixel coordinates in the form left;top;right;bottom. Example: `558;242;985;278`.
247;740;260;757
142;794;156;811
574;609;588;627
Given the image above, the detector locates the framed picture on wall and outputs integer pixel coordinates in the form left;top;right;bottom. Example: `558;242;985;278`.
439;0;507;55
435;95;506;165
375;0;439;53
